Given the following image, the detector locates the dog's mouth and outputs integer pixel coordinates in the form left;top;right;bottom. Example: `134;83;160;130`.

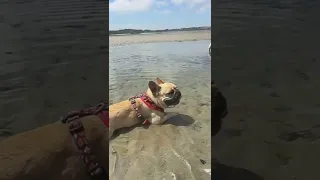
163;89;182;108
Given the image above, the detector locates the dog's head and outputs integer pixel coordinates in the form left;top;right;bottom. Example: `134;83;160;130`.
147;78;182;108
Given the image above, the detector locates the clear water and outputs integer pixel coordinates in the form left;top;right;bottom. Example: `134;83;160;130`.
109;40;212;180
213;1;320;180
0;0;108;138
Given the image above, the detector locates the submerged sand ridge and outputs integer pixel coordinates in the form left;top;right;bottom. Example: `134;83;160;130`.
109;30;211;46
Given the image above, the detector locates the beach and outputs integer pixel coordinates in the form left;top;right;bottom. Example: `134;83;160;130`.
109;30;211;46
1;1;212;177
2;0;320;179
109;38;212;180
0;0;212;179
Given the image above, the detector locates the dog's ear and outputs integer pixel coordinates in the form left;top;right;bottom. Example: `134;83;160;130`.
149;81;161;96
156;78;165;84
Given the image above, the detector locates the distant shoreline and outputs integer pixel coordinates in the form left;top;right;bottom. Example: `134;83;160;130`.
109;30;211;46
109;29;209;36
109;26;211;35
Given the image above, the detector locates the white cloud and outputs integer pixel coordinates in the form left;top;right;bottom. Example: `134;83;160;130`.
109;0;210;14
196;0;211;13
110;0;154;13
155;0;169;7
170;0;210;11
159;9;171;14
171;0;184;5
171;0;208;6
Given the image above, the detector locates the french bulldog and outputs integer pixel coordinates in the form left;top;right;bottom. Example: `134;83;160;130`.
0;78;182;180
109;78;182;138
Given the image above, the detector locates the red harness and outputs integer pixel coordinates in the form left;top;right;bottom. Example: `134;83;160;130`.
95;93;163;127
97;110;109;128
139;93;164;112
129;93;164;125
60;102;108;178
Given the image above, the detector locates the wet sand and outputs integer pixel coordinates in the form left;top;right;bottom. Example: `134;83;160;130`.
0;0;108;137
213;1;320;180
109;30;211;46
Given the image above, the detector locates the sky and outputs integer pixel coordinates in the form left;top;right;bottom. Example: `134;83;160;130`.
109;0;211;30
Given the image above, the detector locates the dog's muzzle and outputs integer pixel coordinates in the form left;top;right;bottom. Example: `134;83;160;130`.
164;89;182;107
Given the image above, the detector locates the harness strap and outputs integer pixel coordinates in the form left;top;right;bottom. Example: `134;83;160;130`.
128;93;164;125
129;94;149;124
61;102;108;179
140;94;164;112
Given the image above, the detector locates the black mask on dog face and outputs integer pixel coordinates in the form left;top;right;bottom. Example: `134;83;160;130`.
163;88;182;107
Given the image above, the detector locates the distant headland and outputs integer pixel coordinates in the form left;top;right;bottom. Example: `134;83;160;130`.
109;26;211;35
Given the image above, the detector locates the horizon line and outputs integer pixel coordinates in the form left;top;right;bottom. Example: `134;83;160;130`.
109;25;211;31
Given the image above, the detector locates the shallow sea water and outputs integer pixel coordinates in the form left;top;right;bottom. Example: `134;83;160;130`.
109;40;211;180
212;1;320;179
